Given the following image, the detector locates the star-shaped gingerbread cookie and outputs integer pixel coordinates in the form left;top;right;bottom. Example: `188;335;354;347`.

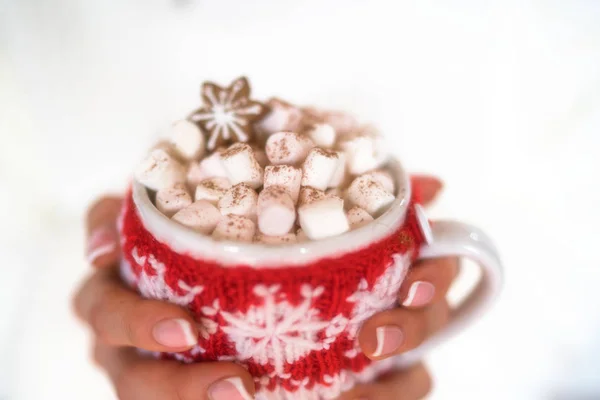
190;76;267;150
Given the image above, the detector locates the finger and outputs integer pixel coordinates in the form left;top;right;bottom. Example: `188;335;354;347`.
337;363;432;400
411;175;443;206
359;301;450;360
73;268;199;352
399;256;459;308
94;342;255;400
86;196;122;268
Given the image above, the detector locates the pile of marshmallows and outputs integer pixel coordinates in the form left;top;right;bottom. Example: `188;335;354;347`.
135;100;398;245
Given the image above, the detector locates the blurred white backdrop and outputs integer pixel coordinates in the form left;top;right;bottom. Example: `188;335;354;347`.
1;0;599;399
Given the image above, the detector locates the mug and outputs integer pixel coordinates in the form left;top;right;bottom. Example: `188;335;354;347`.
118;157;503;400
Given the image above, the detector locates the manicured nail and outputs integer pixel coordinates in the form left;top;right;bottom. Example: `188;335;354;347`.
87;227;116;264
152;318;197;348
209;377;254;400
372;325;404;357
402;281;435;307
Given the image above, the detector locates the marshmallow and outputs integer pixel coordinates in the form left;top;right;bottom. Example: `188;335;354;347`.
363;169;395;193
298;186;326;206
220;143;264;189
306;123;336;148
346;206;374;230
301;148;340;190
255;98;303;136
135;149;186;191
257;186;296;236
195;177;231;204
187;151;228;187
298;195;349;240
346;174;396;217
218;183;258;220
156;183;193;217
212;215;256;243
263;165;302;203
172;200;221;234
254;233;297;245
169;120;205;160
265;132;314;166
328;151;347;188
341;127;388;175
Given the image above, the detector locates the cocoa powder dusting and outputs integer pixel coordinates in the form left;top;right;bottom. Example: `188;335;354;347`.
221;143;250;158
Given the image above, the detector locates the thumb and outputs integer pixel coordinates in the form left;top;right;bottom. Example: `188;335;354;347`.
86;196;123;268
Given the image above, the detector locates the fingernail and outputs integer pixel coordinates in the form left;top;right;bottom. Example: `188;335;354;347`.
402;281;435;307
152;318;197;348
372;325;404;357
209;377;254;400
87;227;117;264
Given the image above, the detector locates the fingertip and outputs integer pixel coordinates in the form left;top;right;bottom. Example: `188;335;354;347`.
400;256;459;307
412;175;443;205
208;376;255;400
151;318;199;350
87;225;120;268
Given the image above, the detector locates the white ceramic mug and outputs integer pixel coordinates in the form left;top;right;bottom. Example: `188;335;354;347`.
119;157;503;400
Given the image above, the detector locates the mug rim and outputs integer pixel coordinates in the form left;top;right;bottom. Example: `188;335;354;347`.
131;157;411;267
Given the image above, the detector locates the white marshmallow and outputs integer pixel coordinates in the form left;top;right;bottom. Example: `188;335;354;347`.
263;165;302;203
220;143;264;189
212;215;256;243
298;195;349;240
135;149;186;191
255;98;303;136
188;151;228;186
301;148;340;190
363;169;395;193
346;206;374;230
254;233;297;245
328;151;347;188
341;127;388;175
156;183;193;217
169;120;205;160
346;174;396;217
218;183;258;220
306;124;336;148
298;186;326;206
172;200;221;234
257;186;296;236
195;177;232;205
265;132;314;165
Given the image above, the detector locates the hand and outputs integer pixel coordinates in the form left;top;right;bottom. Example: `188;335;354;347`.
73;175;452;400
75;197;256;400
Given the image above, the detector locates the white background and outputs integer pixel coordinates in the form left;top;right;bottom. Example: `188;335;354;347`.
1;0;599;399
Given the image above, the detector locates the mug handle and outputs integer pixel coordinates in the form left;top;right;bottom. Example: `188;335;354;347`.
395;209;504;366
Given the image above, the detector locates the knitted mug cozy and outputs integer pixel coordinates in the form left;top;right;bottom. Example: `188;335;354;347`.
118;177;426;400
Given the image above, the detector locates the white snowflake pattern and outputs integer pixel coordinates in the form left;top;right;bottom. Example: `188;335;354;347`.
221;284;330;376
191;76;266;150
131;247;203;307
198;299;220;340
345;253;411;339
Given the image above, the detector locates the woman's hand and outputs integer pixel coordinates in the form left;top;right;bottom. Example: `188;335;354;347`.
73;175;454;400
